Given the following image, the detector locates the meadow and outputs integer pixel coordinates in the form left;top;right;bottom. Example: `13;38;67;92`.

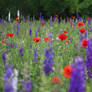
0;17;92;92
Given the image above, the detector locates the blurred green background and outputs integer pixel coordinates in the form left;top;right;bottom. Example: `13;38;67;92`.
0;0;92;19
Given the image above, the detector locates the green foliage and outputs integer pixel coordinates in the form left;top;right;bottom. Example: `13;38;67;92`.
0;0;92;19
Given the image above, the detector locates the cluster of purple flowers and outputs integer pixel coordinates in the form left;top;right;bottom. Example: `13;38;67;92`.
33;48;38;62
21;80;33;92
19;48;24;56
43;47;54;75
86;38;92;78
68;56;86;92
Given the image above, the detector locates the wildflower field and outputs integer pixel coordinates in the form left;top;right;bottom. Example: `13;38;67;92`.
0;17;92;92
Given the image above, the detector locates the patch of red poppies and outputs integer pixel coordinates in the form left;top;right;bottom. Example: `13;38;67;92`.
6;33;14;37
55;14;59;18
79;28;86;34
81;39;88;48
52;77;60;84
33;37;40;43
69;22;73;25
41;22;44;26
44;37;51;42
16;18;19;21
58;34;67;41
64;31;68;33
0;40;4;43
77;22;85;27
63;64;73;79
72;16;75;19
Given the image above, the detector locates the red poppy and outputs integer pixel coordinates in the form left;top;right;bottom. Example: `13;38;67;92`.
88;16;92;19
0;40;4;43
64;31;68;33
58;34;67;41
41;22;44;26
33;37;40;43
77;22;84;27
72;16;75;19
16;18;19;21
69;22;73;25
52;77;60;84
66;17;69;19
55;14;59;18
81;39;88;48
79;28;86;34
63;64;73;78
6;33;14;37
44;37;51;42
65;40;71;43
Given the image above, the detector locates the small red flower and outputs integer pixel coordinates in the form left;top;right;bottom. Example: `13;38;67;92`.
69;22;73;25
41;22;44;26
79;28;86;34
16;18;19;21
6;33;14;37
0;40;4;43
65;40;71;43
66;17;69;19
58;34;67;41
81;39;88;48
64;31;68;33
77;22;84;27
44;37;51;42
52;77;60;84
63;64;73;78
55;14;59;18
33;37;40;43
72;16;75;19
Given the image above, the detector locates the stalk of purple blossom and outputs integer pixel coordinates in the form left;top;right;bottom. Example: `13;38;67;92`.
33;48;38;62
52;16;55;21
30;44;32;49
87;19;91;26
4;64;14;92
0;18;2;23
68;56;86;92
84;31;87;39
15;43;18;48
83;17;85;23
63;19;65;25
35;30;38;37
29;28;32;36
27;16;30;21
21;80;33;92
16;23;19;34
49;21;52;26
43;47;54;75
41;16;44;21
48;32;53;46
69;37;72;42
10;42;14;48
90;27;92;31
31;18;33;22
19;48;24;56
86;38;92;78
2;51;7;67
50;16;52;21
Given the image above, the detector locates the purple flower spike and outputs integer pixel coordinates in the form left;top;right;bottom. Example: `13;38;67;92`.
86;38;92;78
19;48;24;56
22;80;33;92
68;56;86;92
29;28;32;36
33;48;38;62
43;47;54;75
